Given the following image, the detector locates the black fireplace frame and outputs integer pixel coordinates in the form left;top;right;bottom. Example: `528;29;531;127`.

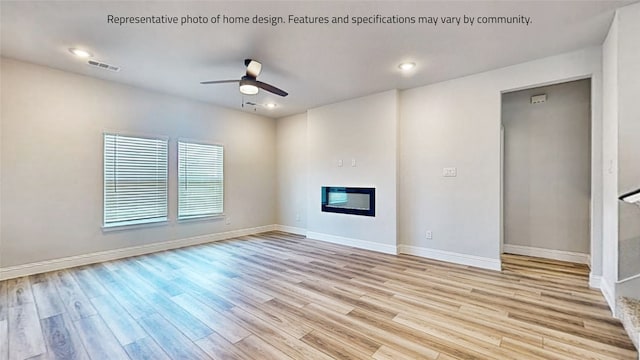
321;187;375;217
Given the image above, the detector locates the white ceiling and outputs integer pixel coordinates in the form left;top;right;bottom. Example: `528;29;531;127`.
1;1;635;118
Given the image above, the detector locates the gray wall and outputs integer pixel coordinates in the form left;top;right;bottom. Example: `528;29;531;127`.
0;58;277;268
503;79;591;254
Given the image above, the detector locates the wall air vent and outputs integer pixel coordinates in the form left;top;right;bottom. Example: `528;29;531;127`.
87;60;120;72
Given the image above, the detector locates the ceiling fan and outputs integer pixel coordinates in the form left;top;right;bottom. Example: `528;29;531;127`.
200;59;288;97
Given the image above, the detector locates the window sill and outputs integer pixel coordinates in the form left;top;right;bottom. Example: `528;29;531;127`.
102;219;169;232
177;214;225;223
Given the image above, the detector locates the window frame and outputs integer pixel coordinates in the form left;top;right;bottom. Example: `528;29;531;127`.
177;138;225;222
102;132;169;230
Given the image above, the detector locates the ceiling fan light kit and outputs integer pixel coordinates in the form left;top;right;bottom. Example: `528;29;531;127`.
201;58;288;98
239;79;259;95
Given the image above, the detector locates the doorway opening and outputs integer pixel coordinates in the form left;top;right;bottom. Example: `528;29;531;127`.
500;79;592;266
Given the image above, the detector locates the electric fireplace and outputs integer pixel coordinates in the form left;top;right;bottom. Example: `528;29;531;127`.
321;187;375;217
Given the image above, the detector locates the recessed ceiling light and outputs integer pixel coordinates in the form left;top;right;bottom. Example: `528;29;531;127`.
398;62;416;71
69;48;92;58
265;103;277;109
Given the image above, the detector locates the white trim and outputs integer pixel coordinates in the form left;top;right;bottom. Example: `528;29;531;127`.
398;245;502;271
306;231;397;255
601;277;616;317
503;244;590;264
589;273;602;289
275;225;308;236
0;225;276;281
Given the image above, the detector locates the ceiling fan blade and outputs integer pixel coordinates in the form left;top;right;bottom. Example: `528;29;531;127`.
200;80;239;85
255;80;288;97
244;59;262;78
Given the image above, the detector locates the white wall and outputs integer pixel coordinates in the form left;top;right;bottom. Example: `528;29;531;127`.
616;2;640;281
273;47;604;272
306;90;398;253
399;47;603;271
0;58;277;268
503;80;592;254
276;113;308;232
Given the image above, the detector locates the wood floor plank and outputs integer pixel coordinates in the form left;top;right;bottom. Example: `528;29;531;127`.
372;345;429;360
394;313;521;360
123;336;171;360
230;298;314;340
0;231;636;360
30;275;65;320
51;271;96;321
171;293;251;344
500;336;576;360
7;277;34;307
170;273;235;312
73;315;129;360
8;302;46;359
89;294;147;346
195;332;253;360
138;313;212;359
228;305;335;360
542;337;623;360
301;329;374;359
0;280;7;321
234;334;294;360
304;301;441;359
40;313;89;360
95;274;155;320
142;291;213;341
70;269;109;299
267;298;383;356
0;319;7;360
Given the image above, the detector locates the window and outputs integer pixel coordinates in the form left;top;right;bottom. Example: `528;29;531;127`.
178;141;224;220
103;134;168;228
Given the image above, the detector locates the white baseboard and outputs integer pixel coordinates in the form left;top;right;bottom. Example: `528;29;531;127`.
601;277;616;317
503;244;590;264
0;224;277;281
589;273;602;289
275;225;307;236
306;231;397;255
397;245;502;271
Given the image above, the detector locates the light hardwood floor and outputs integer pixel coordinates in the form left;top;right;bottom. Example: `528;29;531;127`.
0;231;636;359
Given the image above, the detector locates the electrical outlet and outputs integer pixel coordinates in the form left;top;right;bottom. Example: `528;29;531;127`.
225;216;232;225
426;230;433;239
295;213;300;222
338;159;343;167
351;159;357;167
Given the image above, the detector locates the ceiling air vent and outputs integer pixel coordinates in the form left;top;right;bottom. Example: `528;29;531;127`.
87;59;120;72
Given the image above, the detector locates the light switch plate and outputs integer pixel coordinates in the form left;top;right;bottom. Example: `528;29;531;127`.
338;159;343;167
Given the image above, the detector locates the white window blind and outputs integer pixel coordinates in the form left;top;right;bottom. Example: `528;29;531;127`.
178;141;224;220
104;134;168;228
